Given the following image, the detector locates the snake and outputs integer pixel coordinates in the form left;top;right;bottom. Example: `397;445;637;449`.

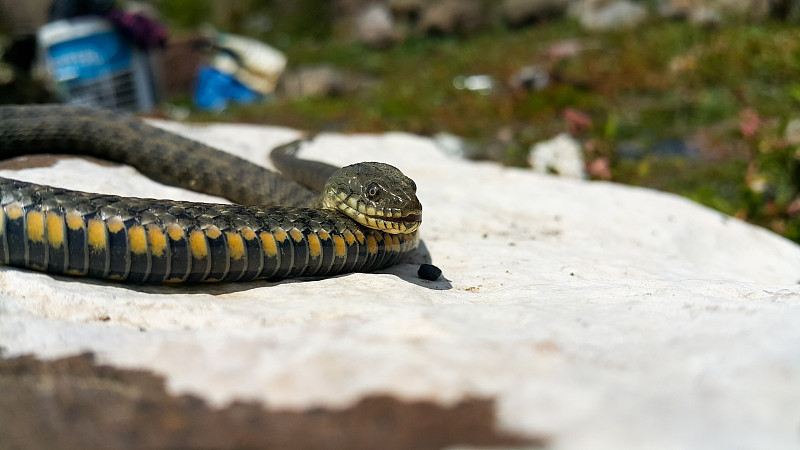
0;105;422;283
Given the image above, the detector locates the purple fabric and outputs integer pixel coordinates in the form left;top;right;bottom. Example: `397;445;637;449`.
105;9;168;49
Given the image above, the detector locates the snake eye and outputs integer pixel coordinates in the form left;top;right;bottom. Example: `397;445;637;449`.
367;183;381;198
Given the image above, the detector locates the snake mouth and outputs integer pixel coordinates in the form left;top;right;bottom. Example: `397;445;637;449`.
379;212;422;224
364;211;422;234
359;212;421;234
328;193;421;234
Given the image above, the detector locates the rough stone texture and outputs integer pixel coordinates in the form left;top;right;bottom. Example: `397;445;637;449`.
279;64;367;99
354;3;398;48
418;0;484;36
503;0;571;26
570;0;649;30
709;0;771;21
2;123;800;448
658;0;701;18
657;0;772;21
389;0;425;22
785;117;800;145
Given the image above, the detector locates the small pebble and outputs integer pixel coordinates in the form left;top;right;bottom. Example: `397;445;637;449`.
418;264;442;281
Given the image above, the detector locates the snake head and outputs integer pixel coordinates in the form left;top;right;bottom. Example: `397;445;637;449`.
322;162;422;234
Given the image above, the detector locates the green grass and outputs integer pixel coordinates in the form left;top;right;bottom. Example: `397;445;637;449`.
217;21;800;140
169;17;800;241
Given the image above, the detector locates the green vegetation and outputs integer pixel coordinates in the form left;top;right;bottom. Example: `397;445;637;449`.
152;0;213;29
153;2;800;241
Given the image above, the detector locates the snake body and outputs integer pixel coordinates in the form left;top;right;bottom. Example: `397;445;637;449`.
0;105;421;283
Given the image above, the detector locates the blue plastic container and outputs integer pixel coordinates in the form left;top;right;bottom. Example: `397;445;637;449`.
193;66;262;111
38;17;157;112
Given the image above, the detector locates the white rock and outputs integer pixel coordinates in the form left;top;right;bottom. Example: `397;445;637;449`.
2;124;800;449
528;132;586;178
418;0;483;36
573;0;649;31
785;117;800;145
355;3;397;48
689;6;724;26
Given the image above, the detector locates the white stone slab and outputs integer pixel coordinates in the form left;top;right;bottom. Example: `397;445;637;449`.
1;122;800;449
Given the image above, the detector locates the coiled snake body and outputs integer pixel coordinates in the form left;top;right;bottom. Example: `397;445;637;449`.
0;105;421;283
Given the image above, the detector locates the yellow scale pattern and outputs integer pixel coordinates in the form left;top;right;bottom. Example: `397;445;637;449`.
189;230;207;258
66;211;84;231
241;227;256;240
0;195;419;282
46;212;65;248
260;231;278;257
333;235;346;258
5;203;23;220
87;219;107;251
129;225;148;255
168;223;185;241
26;211;45;243
226;231;245;260
148;226;167;257
289;228;303;243
366;235;378;255
307;233;321;258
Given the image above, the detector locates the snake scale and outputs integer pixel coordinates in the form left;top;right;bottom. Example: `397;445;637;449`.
0;105;422;283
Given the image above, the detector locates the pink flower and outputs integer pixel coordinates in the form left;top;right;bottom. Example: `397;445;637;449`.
563;108;592;134
787;197;800;217
739;109;762;139
587;157;612;180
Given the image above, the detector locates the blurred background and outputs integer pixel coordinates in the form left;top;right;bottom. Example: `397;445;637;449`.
2;0;800;242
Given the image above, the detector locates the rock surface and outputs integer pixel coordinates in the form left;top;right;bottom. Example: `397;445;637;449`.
2;122;800;448
279;64;364;99
502;0;570;26
570;0;649;30
354;3;398;48
658;0;772;22
528;133;586;178
418;0;484;36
